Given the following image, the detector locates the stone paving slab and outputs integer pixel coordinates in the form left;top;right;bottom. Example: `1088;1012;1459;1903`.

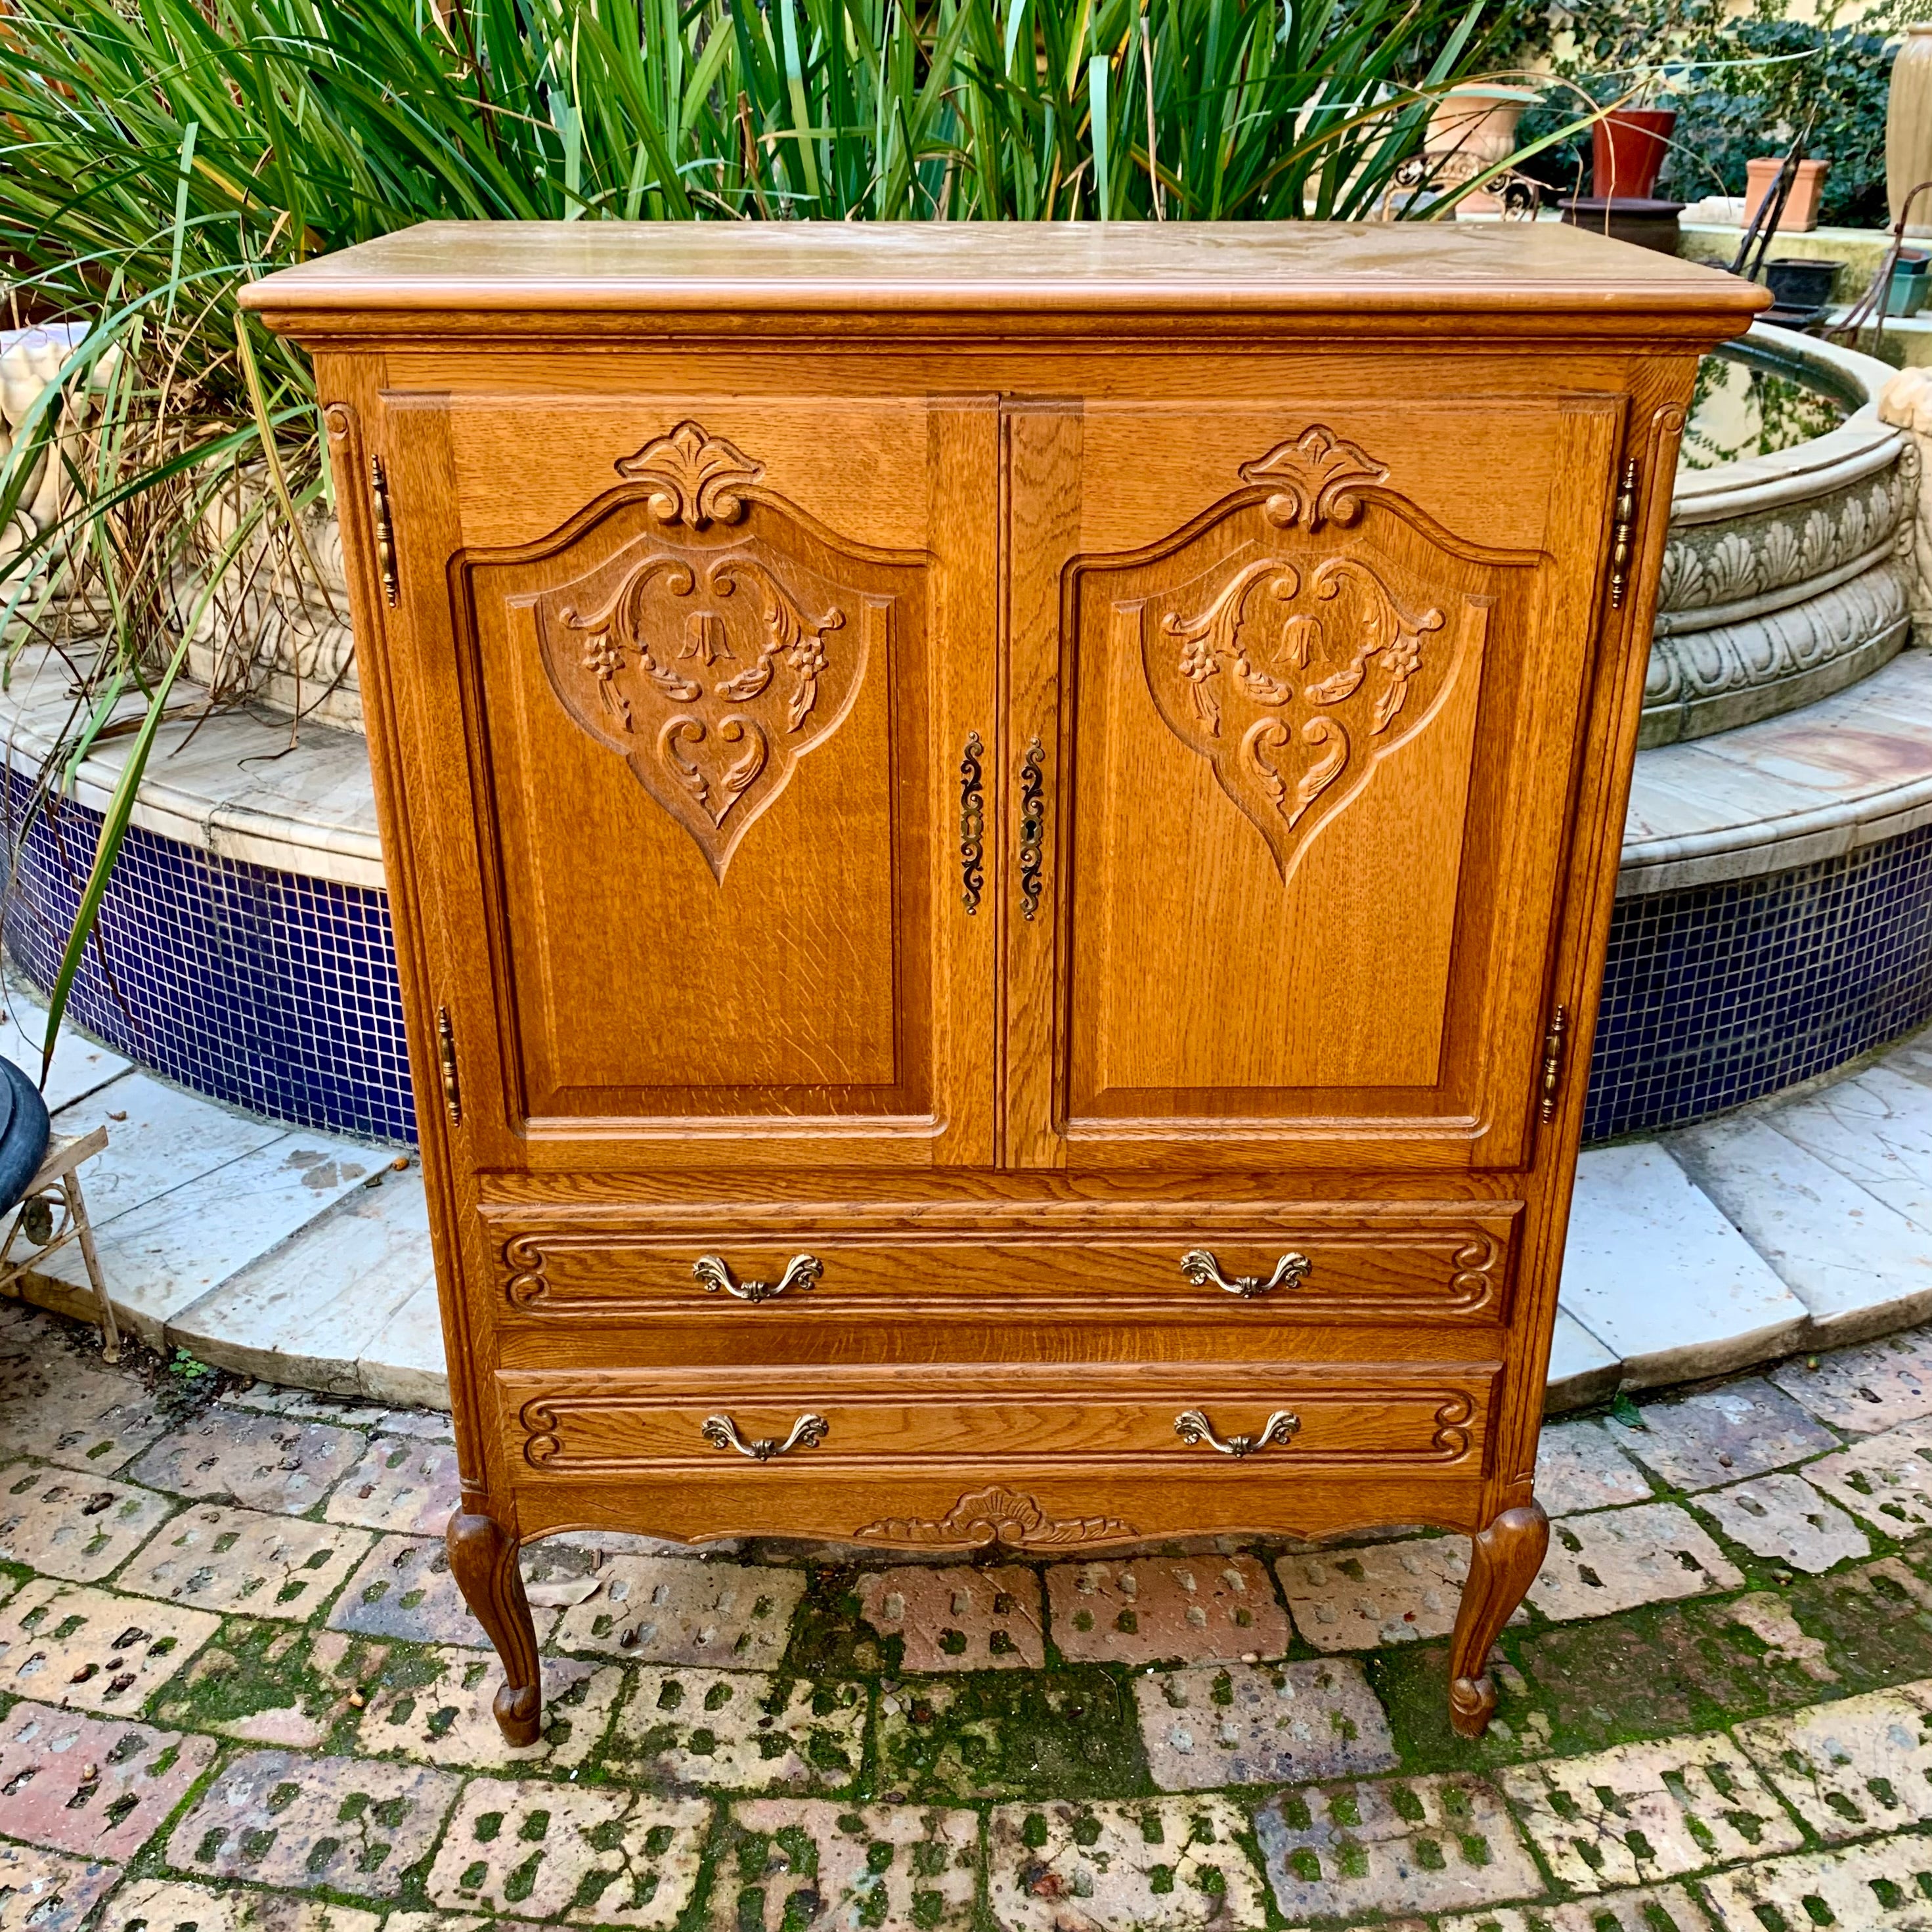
165;1750;462;1899
1533;1421;1655;1517
322;1436;460;1537
1694;1473;1873;1573
0;1464;175;1582
1771;1328;1932;1434
1277;1539;1487;1652
714;1799;978;1932
328;1535;541;1648
1497;1732;1804;1894
1254;1774;1543;1921
1697;1830;1932;1930
1734;1680;1932;1841
355;1646;621;1770
1604;1378;1840;1491
130;1411;363;1513
424;1778;709;1926
0;1346;170;1474
0;1839;120;1932
1045;1555;1288;1666
1527;1503;1744;1621
1133;1659;1397;1791
1436;1886;1719;1931
156;1627;387;1747
95;1878;383;1932
0;1700;217;1861
1803;1415;1932;1535
120;1504;370;1621
0;1579;217;1713
549;1557;804;1668
607;1667;865;1791
987;1795;1267;1932
856;1564;1044;1671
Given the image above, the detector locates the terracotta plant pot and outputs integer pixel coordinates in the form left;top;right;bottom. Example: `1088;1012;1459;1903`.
1744;157;1830;234
1592;108;1677;200
1425;83;1541;215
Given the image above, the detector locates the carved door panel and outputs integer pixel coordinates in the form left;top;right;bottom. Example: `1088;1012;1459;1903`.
1003;397;1626;1172
379;397;998;1171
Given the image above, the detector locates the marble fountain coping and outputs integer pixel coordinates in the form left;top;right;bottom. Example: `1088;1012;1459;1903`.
0;965;1929;1417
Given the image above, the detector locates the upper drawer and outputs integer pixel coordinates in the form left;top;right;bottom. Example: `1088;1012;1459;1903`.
478;1201;1520;1328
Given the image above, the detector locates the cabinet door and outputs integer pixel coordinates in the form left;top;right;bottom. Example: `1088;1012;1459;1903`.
1003;395;1626;1172
376;394;998;1171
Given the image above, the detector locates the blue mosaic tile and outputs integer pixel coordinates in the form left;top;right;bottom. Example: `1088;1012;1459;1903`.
0;770;416;1143
5;765;1932;1149
1585;822;1932;1142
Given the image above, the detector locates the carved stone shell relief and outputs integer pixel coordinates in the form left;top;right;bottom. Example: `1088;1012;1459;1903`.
525;422;873;881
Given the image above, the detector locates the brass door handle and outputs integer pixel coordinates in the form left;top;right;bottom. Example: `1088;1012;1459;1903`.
1175;1409;1300;1458
1181;1248;1311;1299
693;1254;822;1303
701;1413;829;1460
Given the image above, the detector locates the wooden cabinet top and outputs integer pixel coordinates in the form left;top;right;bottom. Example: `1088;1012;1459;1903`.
244;219;1765;344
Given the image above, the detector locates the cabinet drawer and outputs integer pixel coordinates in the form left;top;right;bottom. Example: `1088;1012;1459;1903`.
498;1363;1497;1480
481;1204;1518;1327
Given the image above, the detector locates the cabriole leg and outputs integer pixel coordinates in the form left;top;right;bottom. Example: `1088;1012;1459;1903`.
447;1510;542;1745
1448;1500;1548;1739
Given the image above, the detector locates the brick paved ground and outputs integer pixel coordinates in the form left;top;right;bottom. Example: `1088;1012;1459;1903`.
0;1301;1929;1929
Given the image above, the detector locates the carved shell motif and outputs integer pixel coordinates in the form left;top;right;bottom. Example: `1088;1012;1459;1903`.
1132;428;1471;883
528;422;869;881
856;1486;1138;1550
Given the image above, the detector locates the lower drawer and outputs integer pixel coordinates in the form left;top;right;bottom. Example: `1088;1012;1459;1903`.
498;1361;1498;1480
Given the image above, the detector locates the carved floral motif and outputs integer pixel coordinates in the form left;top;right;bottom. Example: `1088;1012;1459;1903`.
856;1486;1137;1550
529;435;870;879
615;420;764;528
1241;427;1391;531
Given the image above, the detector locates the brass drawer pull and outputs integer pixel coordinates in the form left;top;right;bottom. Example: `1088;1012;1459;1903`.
1181;1248;1311;1299
1175;1409;1300;1458
693;1253;823;1303
701;1413;829;1460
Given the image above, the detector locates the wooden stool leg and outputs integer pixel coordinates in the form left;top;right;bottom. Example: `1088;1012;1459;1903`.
447;1510;543;1745
1447;1499;1548;1739
60;1174;120;1365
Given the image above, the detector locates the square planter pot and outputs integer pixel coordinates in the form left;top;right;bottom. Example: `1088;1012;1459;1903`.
1745;157;1830;233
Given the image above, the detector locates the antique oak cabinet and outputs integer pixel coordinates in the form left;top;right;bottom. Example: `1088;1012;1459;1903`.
245;223;1761;1742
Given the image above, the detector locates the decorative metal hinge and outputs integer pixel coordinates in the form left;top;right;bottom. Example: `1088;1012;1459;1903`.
959;732;985;915
1018;737;1045;921
371;455;399;607
436;1006;462;1126
1539;1005;1568;1124
1608;458;1638;609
